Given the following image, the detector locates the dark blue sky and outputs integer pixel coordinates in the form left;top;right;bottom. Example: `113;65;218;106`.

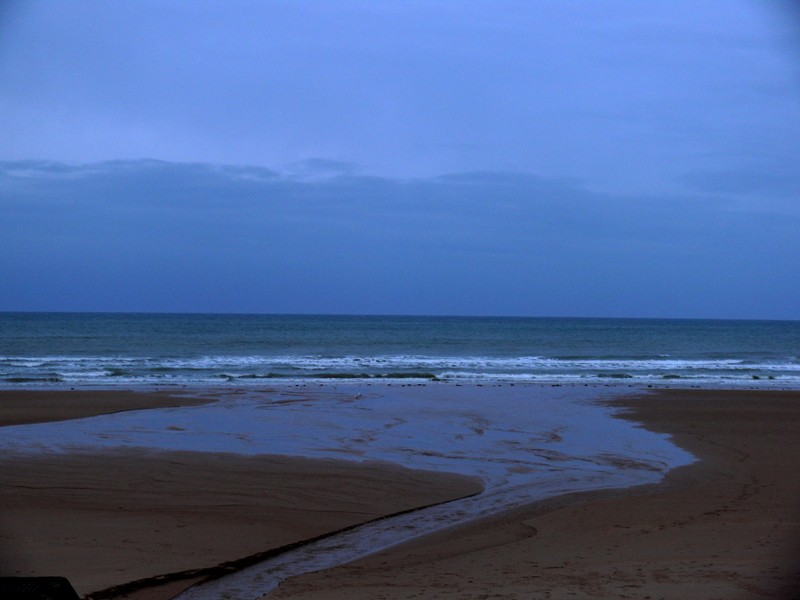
1;1;798;318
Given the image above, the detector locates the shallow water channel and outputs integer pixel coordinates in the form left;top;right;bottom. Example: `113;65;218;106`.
0;384;693;599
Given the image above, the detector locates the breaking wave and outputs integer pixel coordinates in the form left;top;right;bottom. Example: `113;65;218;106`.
1;354;799;388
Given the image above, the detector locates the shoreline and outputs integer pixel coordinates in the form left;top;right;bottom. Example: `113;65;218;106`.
2;386;799;598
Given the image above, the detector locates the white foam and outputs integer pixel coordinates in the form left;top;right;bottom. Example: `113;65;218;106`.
3;353;800;388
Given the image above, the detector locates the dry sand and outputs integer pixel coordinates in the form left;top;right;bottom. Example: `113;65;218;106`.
2;388;800;600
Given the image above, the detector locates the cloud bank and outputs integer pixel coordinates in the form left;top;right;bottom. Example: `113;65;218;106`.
2;160;797;318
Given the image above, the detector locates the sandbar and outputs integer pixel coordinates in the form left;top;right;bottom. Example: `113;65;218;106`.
0;390;212;427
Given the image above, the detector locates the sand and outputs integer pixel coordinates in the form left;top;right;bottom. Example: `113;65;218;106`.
2;388;800;599
0;390;482;598
0;390;213;427
268;389;800;599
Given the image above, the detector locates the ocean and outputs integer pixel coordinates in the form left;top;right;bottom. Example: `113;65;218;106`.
1;312;799;388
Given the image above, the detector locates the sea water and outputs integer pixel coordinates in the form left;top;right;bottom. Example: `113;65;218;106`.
1;312;799;388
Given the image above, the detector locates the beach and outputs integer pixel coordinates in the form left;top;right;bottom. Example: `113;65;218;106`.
270;389;800;599
0;390;482;598
1;386;799;599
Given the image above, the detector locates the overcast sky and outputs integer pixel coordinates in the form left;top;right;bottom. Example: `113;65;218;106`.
1;1;799;318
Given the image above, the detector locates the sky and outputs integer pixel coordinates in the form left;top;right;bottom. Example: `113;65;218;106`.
1;0;799;318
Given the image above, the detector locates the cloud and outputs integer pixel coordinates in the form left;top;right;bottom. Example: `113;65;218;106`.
1;160;798;318
682;168;800;199
1;1;798;197
284;158;361;180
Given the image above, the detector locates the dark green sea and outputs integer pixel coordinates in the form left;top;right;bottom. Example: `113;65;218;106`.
1;313;798;388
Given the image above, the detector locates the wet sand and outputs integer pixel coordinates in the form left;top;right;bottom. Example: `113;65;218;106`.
2;388;800;599
269;389;800;599
0;390;482;598
0;390;212;427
